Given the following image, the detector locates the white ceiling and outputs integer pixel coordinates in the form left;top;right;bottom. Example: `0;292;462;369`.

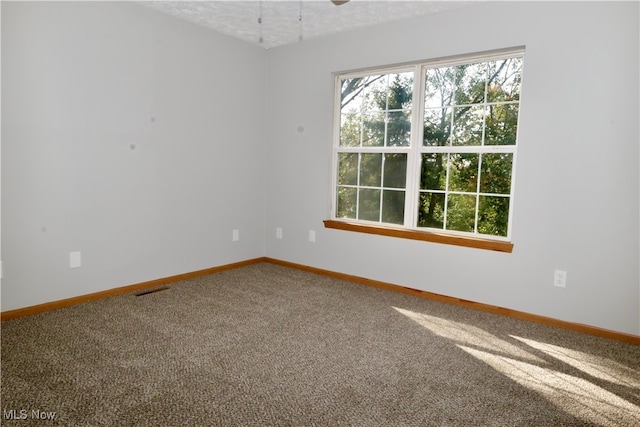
141;1;476;49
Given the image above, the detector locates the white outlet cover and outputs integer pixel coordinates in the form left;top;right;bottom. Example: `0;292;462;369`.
232;229;240;242
554;270;567;288
70;251;82;268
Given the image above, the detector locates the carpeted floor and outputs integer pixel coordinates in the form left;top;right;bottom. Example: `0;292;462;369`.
1;262;639;426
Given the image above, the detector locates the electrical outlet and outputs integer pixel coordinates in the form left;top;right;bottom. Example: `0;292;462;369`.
309;230;316;243
276;228;283;240
70;251;82;268
554;270;567;288
232;229;239;242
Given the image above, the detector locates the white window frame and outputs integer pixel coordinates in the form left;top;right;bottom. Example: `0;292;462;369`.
329;47;525;248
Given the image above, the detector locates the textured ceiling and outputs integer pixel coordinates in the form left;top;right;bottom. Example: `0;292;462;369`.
141;1;475;49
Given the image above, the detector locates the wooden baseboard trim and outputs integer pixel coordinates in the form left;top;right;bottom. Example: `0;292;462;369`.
4;256;638;345
264;257;640;345
0;257;266;321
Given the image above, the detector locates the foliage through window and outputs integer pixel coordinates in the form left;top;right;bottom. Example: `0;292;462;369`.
332;49;523;240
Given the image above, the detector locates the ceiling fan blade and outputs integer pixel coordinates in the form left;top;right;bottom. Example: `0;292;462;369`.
331;0;350;5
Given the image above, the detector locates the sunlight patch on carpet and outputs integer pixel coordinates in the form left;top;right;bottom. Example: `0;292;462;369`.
511;335;640;388
392;306;640;426
392;307;544;363
458;345;640;426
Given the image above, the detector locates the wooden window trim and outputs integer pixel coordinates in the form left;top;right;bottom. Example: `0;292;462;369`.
324;219;514;253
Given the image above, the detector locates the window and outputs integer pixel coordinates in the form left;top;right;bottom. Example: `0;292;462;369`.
329;48;524;251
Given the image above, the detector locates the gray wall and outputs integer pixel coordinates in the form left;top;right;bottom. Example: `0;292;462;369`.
2;1;639;336
1;2;267;310
264;1;640;335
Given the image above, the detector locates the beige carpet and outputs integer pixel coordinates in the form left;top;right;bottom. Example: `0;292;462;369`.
2;262;639;426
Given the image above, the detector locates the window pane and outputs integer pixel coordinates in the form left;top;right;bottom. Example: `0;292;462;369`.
337;187;357;219
359;153;382;187
338;153;358;186
424;108;452;146
363;75;388;112
480;153;513;195
446;193;476;233
455;62;487;106
383;153;407;188
487;58;522;103
358;188;381;221
388;72;414;110
448;153;479;192
417;192;445;229
340;112;361;147
485;104;518;145
478;195;510;237
362;112;385;147
452;105;485;146
340;78;365;113
382;190;405;225
387;110;411;147
420;153;447;191
425;67;455;108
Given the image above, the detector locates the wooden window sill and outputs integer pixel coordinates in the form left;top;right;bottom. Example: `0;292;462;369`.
323;220;514;253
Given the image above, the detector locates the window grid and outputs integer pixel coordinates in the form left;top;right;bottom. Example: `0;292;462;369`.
333;48;523;241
